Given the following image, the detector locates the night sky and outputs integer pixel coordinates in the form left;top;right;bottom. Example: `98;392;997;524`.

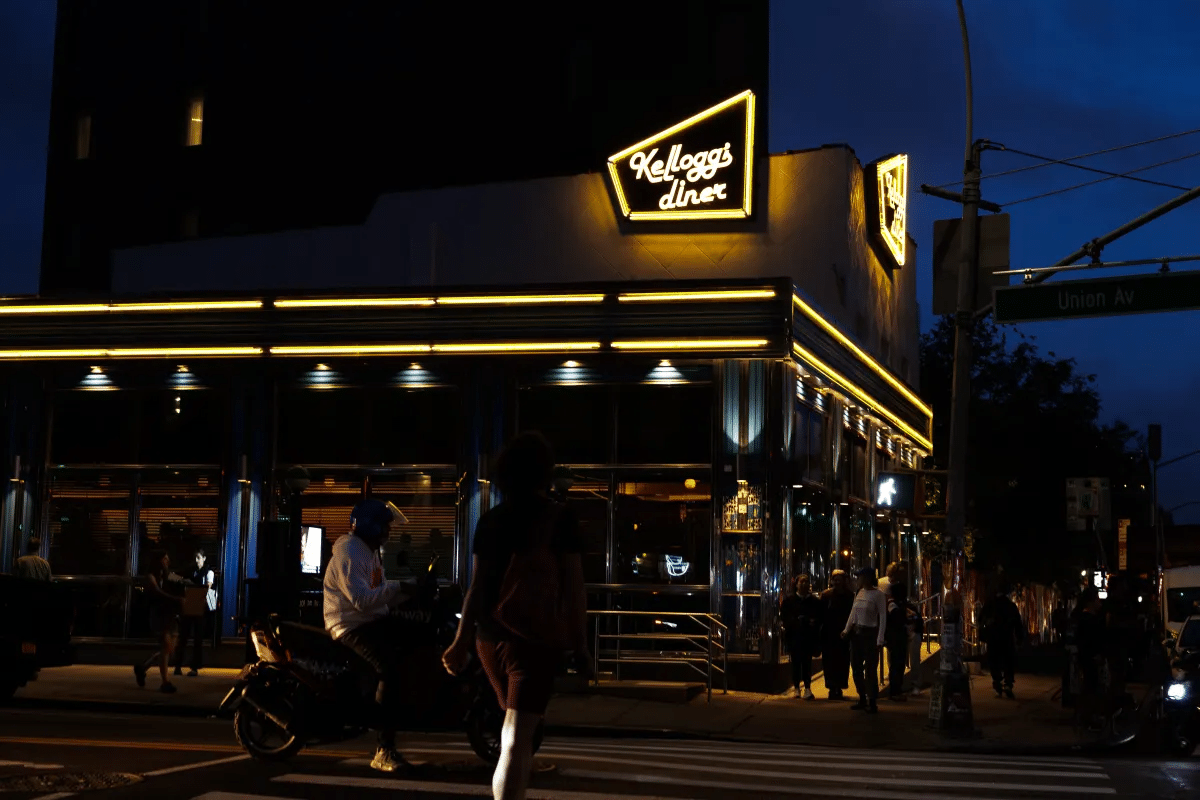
1;1;1198;522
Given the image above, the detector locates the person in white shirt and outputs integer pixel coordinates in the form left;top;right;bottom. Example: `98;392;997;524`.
323;499;411;773
842;566;888;713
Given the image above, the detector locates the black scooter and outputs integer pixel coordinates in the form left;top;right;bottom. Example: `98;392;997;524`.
219;559;542;764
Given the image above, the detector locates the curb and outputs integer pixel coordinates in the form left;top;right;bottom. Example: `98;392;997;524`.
5;696;1130;757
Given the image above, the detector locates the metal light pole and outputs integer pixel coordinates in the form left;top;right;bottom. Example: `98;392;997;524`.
931;0;981;735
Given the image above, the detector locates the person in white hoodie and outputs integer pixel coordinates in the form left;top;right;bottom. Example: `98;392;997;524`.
323;499;410;773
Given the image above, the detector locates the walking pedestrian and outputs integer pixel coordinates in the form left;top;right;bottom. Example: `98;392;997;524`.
174;547;216;677
442;432;592;800
14;537;51;581
134;551;183;694
981;583;1024;699
843;566;887;713
821;569;854;700
780;574;822;699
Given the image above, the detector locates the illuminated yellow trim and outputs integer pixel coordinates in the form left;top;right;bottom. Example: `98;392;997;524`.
793;342;932;450
274;298;436;309
271;344;432;356
611;338;769;351
432;342;602;353
792;294;932;418
0;300;263;315
607;90;755;221
0;347;262;360
618;289;776;303
876;154;908;266
435;294;605;306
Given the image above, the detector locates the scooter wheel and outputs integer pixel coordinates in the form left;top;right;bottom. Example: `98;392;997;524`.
234;706;303;761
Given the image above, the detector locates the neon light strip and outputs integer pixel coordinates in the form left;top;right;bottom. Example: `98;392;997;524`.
432;342;602;353
274;298;435;309
618;289;776;302
743;92;756;216
0;347;263;360
608;90;754;163
628;209;748;221
271;342;603;356
793;342;932;450
792;294;932;418
434;295;605;306
611;339;769;351
0;300;263;315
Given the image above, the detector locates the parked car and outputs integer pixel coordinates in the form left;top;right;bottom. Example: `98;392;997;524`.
0;574;74;699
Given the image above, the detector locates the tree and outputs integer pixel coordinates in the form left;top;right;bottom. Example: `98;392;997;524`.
920;317;1149;587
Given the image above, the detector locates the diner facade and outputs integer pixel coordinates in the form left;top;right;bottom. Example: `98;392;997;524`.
1;107;933;679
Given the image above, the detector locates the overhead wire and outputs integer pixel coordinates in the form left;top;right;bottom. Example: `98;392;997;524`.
1001;150;1200;207
997;145;1191;191
931;126;1200;188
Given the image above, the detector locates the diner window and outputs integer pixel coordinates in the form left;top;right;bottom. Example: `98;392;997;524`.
613;472;711;585
133;469;222;577
558;473;610;584
518;386;610;465
850;434;868;500
791;488;833;591
616;384;711;464
187;96;204;146
75;113;92;159
804;404;826;485
298;469;458;582
46;470;132;577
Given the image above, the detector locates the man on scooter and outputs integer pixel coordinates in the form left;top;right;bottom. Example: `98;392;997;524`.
323;498;413;773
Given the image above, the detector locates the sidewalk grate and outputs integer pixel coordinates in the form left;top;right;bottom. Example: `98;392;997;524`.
0;771;143;793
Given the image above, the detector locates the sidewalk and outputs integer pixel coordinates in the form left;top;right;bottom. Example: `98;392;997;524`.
9;664;1102;754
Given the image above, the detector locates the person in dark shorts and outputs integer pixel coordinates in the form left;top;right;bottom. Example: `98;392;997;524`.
134;551;183;693
442;432;592;800
173;547;215;677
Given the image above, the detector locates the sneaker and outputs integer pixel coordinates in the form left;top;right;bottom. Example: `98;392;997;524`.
160;682;177;694
850;699;868;711
133;665;147;688
829;689;844;700
1004;688;1014;700
802;688;815;700
173;666;183;677
370;747;412;773
866;704;879;714
187;669;199;678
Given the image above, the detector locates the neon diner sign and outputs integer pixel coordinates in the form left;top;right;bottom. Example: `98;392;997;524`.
607;90;756;221
876;154;908;266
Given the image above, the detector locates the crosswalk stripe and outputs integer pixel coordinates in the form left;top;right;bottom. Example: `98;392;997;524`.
539;739;1102;770
506;751;1115;794
273;773;696;799
143;755;250;777
560;767;1057;800
539;742;1104;779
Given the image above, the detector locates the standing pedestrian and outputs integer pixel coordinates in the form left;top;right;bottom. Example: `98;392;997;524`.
134;551;183;694
883;562;910;701
174;547;216;677
780;574;822;699
821;569;854;700
442;432;592;800
981;583;1024;699
843;566;887;713
14;537;52;581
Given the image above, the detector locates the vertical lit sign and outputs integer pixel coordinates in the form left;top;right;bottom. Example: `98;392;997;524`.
607;91;756;221
876;154;908;266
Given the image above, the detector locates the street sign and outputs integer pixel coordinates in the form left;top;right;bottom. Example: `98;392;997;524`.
932;214;1011;314
994;270;1200;323
1067;477;1110;531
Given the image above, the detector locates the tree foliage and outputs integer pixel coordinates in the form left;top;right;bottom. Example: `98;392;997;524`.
920;317;1148;587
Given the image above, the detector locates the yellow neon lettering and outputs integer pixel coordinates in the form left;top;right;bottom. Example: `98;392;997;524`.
629;148;662;183
699;187;714;203
714;183;727;200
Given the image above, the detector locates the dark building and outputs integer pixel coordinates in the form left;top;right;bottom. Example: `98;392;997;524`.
40;0;770;295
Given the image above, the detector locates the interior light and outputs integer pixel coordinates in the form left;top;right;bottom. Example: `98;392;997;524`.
409;362;422;370
315;363;330;371
618;289;777;303
176;365;189;373
611;338;769;351
90;366;103;374
564;361;580;368
684;478;697;490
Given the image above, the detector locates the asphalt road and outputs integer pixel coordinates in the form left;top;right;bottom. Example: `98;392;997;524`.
0;707;1198;799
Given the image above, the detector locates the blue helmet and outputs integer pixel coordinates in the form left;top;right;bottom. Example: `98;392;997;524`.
350;499;399;542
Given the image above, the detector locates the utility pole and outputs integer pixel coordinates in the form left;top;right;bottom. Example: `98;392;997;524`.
930;0;985;736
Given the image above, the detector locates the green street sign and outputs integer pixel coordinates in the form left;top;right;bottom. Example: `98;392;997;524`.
994;270;1200;323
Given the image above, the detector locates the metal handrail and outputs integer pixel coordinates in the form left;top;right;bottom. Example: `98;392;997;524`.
916;593;942;654
587;610;729;701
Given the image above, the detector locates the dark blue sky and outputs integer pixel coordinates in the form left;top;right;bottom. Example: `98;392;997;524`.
1;1;1198;521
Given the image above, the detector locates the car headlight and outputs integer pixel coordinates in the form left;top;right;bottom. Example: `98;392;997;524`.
1167;682;1188;701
